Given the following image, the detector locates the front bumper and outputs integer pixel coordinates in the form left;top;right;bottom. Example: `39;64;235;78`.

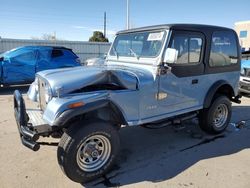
13;90;51;151
239;76;250;94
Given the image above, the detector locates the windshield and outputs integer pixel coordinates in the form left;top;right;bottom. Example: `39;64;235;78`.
110;30;166;58
1;48;21;57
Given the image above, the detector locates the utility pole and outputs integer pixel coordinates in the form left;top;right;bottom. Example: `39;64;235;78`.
104;11;107;38
126;0;130;29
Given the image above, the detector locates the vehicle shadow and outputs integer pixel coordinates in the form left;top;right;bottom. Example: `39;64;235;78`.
85;105;250;187
0;85;30;95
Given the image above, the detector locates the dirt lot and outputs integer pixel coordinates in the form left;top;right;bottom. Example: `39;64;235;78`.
1;86;250;188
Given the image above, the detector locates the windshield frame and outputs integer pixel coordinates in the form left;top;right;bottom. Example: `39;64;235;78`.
108;30;168;63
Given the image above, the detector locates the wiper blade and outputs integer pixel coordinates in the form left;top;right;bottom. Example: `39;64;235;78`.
129;48;140;59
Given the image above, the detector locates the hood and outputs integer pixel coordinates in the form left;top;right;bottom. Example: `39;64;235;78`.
37;65;154;96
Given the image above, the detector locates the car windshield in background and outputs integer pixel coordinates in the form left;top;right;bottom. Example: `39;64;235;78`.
110;31;166;58
1;48;18;57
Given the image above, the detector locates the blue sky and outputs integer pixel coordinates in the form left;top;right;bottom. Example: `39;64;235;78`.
0;0;250;41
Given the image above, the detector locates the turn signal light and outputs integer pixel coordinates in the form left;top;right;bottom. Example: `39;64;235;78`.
68;102;84;109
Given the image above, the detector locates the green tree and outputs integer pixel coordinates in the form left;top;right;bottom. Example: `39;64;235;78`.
89;31;109;42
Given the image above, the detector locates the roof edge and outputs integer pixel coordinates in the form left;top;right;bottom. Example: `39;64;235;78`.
117;23;232;35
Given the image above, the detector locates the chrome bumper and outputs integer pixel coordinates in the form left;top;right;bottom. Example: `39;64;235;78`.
13;90;51;151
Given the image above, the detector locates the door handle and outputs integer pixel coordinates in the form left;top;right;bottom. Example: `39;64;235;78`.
192;79;198;84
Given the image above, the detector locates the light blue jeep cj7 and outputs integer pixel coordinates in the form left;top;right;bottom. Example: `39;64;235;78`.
13;24;241;183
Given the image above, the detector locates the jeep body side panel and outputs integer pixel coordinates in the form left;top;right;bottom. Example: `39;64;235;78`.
134;72;239;126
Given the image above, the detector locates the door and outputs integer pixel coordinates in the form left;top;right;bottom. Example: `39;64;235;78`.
158;31;205;114
3;48;37;84
36;49;53;72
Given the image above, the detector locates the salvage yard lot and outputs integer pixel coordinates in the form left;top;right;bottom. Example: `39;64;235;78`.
1;86;250;188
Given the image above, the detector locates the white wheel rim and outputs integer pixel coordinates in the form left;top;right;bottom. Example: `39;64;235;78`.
76;135;111;172
213;104;228;128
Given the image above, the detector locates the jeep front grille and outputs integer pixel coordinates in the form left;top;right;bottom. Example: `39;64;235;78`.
38;79;47;111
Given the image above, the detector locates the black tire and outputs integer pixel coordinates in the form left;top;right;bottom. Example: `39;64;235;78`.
57;121;120;183
199;95;231;134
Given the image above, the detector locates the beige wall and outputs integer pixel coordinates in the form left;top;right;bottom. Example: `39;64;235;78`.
235;21;250;51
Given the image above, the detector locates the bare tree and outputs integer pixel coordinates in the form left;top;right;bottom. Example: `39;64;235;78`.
30;32;60;41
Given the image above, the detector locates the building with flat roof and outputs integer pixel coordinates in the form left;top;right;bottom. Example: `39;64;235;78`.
235;20;250;52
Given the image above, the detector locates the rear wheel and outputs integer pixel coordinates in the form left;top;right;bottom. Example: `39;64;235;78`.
57;121;120;183
199;95;231;134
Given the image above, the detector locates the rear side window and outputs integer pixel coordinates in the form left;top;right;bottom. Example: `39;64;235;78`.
209;31;238;67
51;49;63;58
62;49;78;58
170;33;203;64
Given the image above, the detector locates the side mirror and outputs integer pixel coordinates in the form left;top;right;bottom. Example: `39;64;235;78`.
163;48;178;64
103;53;107;59
0;56;4;62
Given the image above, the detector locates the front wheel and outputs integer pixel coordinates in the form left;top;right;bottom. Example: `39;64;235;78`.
57;121;120;183
199;95;232;134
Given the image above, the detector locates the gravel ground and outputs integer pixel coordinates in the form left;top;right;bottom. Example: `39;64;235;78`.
1;86;250;188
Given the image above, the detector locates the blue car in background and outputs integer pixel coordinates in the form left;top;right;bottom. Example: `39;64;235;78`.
0;46;81;86
239;50;250;94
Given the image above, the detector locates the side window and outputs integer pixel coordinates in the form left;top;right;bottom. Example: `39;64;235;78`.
62;49;78;58
170;33;203;64
209;31;238;67
38;50;51;61
12;50;36;65
51;49;64;58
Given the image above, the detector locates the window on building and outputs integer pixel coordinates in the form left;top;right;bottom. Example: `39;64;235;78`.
209;31;238;67
240;30;248;38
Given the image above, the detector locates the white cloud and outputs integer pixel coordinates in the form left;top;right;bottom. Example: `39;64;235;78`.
72;26;89;29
